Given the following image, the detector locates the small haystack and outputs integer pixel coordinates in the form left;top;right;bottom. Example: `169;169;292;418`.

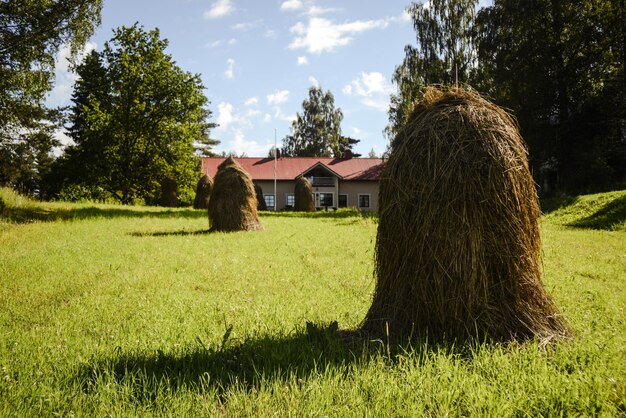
254;182;267;211
160;177;178;207
361;87;571;342
294;176;314;212
208;157;262;232
193;174;213;209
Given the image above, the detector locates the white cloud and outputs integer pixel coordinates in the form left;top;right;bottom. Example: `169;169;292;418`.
231;20;261;31
244;97;259;106
216;102;235;130
343;72;394;113
206;40;222;48
289;17;389;54
280;0;303;11
344;72;393;97
297;56;309;66
263;113;272;123
267;90;290;105
224;58;235;80
306;5;337;16
264;29;278;39
204;0;234;19
273;107;296;123
47;41;97;107
308;76;319;87
227;129;273;156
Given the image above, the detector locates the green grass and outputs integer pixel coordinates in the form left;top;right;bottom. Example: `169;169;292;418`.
1;187;624;416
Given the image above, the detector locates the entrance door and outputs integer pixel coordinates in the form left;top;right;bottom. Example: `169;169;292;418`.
315;192;334;208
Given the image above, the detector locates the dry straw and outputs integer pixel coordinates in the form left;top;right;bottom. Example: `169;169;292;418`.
254;182;268;211
294;176;314;212
208;157;262;232
160;177;178;207
193;174;212;209
362;87;571;343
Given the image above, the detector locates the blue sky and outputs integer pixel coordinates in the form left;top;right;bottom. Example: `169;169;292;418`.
47;0;490;157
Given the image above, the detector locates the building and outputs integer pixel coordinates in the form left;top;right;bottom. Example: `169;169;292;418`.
201;156;384;212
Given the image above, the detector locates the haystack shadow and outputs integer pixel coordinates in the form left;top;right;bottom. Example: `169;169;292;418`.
129;228;211;237
1;204;207;224
75;322;498;402
567;194;626;230
77;322;373;398
76;322;456;402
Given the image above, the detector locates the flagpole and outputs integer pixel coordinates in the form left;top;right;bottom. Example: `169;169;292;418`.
274;128;278;212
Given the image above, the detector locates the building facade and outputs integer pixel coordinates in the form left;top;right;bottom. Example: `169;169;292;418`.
201;156;384;212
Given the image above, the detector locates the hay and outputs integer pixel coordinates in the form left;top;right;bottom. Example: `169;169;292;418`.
254;182;267;211
361;87;571;343
208;157;262;232
193;174;212;209
294;176;314;212
160;177;178;207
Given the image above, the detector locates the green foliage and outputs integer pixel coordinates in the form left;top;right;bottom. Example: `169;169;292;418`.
0;0;102;193
0;191;624;415
391;0;625;193
57;184;109;203
542;190;626;231
475;0;626;193
386;0;478;138
0;107;61;196
282;85;359;157
55;23;217;205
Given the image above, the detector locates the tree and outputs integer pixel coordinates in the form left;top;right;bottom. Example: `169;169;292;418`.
0;0;103;191
56;24;218;204
367;148;378;158
386;0;478;138
282;86;359;157
0;107;62;196
475;0;626;193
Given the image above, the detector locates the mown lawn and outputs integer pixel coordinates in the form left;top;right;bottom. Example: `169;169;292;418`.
0;188;624;416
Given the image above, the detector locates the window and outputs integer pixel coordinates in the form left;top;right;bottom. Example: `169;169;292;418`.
358;194;370;209
338;194;348;208
286;193;295;208
264;194;275;209
319;192;333;207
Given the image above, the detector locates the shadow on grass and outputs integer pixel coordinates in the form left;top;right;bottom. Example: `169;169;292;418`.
129;229;211;237
567;195;626;230
261;209;378;222
0;204;207;224
75;322;439;401
540;195;580;214
541;193;626;230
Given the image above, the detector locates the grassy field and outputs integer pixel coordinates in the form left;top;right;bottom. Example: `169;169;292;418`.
0;187;624;416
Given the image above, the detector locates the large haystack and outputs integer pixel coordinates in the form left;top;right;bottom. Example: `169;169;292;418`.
208;157;262;232
160;177;178;207
294;177;314;212
193;174;213;209
254;182;267;211
361;87;570;342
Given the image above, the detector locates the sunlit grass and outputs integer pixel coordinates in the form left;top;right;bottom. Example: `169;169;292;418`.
0;187;624;416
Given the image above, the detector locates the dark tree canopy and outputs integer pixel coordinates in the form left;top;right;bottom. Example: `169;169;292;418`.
282;86;360;157
388;0;625;194
475;0;626;193
54;24;218;204
0;0;103;193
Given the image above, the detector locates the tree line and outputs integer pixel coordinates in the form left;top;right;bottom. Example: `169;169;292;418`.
390;0;625;195
1;0;623;204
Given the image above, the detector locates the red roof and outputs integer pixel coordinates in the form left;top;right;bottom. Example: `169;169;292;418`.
201;157;384;181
